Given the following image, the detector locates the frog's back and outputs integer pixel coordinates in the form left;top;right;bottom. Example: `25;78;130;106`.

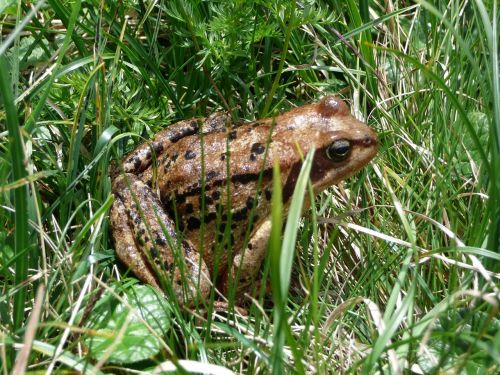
157;121;278;270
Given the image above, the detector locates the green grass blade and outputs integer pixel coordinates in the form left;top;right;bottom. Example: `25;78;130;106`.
0;57;29;333
46;0;86;55
31;340;106;375
261;1;296;117
475;0;500;260
270;149;314;374
280;149;314;301
269;161;284;373
24;0;82;133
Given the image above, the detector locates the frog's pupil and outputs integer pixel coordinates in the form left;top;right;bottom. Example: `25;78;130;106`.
326;139;351;162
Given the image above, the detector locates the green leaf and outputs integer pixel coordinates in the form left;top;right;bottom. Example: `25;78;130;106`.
83;284;172;364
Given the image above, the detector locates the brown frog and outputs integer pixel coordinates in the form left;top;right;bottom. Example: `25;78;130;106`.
110;96;378;303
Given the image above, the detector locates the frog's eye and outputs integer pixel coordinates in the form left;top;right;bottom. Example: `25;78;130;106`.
326;139;351;162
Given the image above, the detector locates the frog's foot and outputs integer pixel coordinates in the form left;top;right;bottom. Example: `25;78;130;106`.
110;173;211;303
211;301;248;316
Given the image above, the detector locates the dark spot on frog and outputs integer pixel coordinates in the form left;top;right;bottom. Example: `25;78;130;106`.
144;151;152;161
168;131;181;143
135;234;144;245
265;189;272;201
219;221;227;232
150;248;159;259
187;216;201;230
137;234;149;246
199;194;214;206
163;201;176;218
185;203;194;214
170;122;199;143
248;242;253;250
163;160;172;173
154;142;164;154
251;143;265;155
133;157;142;170
249;142;266;161
212;190;221;200
246;196;255;210
190;120;198;129
176;194;187;204
171;152;179;162
206;170;218;181
155;236;167;246
182;240;193;254
204;211;217;222
178;221;185;232
230;169;273;184
220;153;226;161
185;150;196;160
232;206;248;221
228;130;237;141
164;261;173;272
133;215;141;225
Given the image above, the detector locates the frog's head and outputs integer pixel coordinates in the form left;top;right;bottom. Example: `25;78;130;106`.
295;96;378;194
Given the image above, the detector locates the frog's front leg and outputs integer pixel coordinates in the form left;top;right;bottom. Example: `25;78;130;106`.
231;218;272;292
110;174;211;302
117;112;231;176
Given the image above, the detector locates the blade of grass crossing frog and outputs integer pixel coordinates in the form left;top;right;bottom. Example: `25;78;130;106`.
270;160;284;373
280;148;315;300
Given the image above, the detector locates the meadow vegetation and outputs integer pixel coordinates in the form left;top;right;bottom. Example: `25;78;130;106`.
1;0;499;373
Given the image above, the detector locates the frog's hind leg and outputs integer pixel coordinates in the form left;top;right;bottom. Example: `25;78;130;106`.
115;112;231;177
110;197;161;290
111;173;211;302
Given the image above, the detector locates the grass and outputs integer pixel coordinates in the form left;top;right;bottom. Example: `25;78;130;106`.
1;0;499;373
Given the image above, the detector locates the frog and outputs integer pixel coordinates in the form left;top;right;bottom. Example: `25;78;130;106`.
109;96;378;304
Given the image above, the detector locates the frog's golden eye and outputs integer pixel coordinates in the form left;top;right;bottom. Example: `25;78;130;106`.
326;139;351;162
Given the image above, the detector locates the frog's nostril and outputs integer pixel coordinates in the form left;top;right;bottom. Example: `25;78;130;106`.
363;135;377;146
